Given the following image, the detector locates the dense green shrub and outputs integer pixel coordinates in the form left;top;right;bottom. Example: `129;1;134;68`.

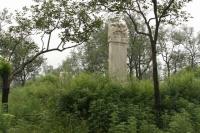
2;70;200;132
0;113;15;132
168;111;194;133
139;120;163;133
57;73;157;132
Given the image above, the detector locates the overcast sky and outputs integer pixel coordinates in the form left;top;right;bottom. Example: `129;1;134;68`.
0;0;200;68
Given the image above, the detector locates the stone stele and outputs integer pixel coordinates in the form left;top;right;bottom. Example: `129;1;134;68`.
108;21;129;81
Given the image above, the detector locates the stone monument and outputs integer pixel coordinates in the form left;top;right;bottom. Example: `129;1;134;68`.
108;20;129;81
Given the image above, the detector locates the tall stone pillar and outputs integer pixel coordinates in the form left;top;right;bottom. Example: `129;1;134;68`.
108;21;129;81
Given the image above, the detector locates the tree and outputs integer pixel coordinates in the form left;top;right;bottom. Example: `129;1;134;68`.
62;24;108;74
174;27;200;69
126;19;151;80
0;33;44;86
90;0;192;125
42;60;54;75
81;25;108;73
0;58;12;112
170;50;187;73
80;20;152;79
0;0;102;112
59;50;84;76
158;28;181;78
14;56;44;86
0;8;12;32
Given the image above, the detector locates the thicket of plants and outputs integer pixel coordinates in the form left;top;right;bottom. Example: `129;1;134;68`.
1;69;200;132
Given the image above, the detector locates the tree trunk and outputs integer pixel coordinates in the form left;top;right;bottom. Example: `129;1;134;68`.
134;62;139;79
1;73;10;113
191;56;194;69
21;79;26;86
128;57;134;79
138;56;142;80
129;66;133;79
138;60;143;80
174;61;177;73
138;66;142;80
151;41;161;125
166;62;170;78
21;71;26;86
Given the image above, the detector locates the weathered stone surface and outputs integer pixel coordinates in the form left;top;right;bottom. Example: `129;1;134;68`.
108;21;129;81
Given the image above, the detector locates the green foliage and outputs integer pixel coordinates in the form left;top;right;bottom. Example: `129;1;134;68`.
168;111;194;133
162;70;200;111
126;18;152;79
11;0;102;44
109;116;137;133
0;33;44;86
82;25;108;73
57;73;155;132
3;69;200;132
0;58;12;76
139;121;163;133
0;113;15;132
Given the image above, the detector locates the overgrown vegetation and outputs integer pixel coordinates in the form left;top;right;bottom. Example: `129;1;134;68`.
0;0;198;132
1;69;200;132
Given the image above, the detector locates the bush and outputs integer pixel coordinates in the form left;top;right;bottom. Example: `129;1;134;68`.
139;120;163;133
0;113;15;132
57;73;156;132
4;69;200;132
168;111;194;133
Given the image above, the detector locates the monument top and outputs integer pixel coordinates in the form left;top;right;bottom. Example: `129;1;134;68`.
108;20;129;44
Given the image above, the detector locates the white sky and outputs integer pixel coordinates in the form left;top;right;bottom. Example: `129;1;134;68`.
0;0;200;68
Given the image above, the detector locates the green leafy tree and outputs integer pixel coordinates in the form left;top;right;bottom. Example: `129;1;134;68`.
126;19;151;80
76;20;152;79
81;25;108;73
8;0;101;77
59;25;108;75
58;50;83;76
13;57;44;86
0;33;44;86
90;0;192;124
170;50;187;74
0;8;12;32
0;0;102;111
157;27;183;78
173;27;200;69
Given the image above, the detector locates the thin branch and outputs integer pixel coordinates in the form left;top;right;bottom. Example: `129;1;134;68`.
57;40;64;49
11;42;84;79
8;38;18;62
158;0;175;23
141;57;152;75
148;17;156;24
135;0;153;39
46;32;52;50
125;11;150;37
41;32;45;50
